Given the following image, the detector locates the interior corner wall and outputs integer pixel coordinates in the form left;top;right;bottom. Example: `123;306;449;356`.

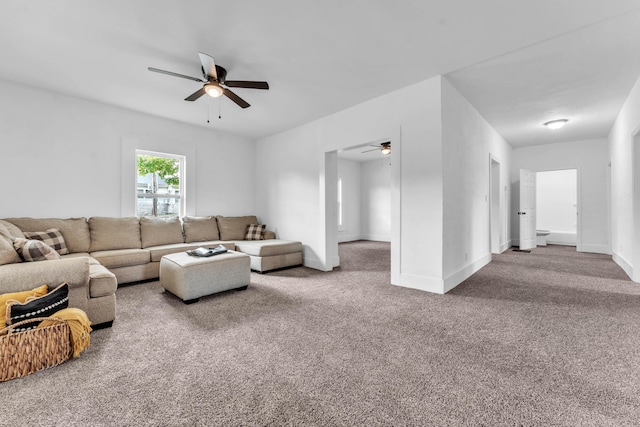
360;157;392;242
441;76;512;292
256;76;444;290
0;79;256;219
609;74;640;281
511;139;609;254
337;158;361;243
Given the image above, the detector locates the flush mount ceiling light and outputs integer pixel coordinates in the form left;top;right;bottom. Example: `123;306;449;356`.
544;119;569;130
204;83;224;98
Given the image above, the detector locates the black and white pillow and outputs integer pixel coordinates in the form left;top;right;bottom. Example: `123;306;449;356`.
23;228;69;255
13;238;62;262
6;283;69;331
245;224;266;240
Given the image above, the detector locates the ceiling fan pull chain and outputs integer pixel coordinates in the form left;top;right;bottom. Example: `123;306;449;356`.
219;97;222;119
207;95;210;123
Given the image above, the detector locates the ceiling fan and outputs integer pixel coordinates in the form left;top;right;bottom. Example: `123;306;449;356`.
362;142;391;155
148;52;269;109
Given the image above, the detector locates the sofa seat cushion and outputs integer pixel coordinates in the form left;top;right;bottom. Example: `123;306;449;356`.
146;242;236;262
89;264;117;298
62;253;101;266
91;249;150;269
233;240;302;257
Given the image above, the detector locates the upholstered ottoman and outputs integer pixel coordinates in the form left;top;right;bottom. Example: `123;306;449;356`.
159;251;250;303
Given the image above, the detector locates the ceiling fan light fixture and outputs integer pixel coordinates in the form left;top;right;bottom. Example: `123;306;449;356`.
381;146;391;155
544;119;568;130
204;83;224;98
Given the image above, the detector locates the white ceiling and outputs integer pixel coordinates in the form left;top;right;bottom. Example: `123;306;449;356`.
1;1;639;152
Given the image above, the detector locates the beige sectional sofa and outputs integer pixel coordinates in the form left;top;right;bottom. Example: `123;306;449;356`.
0;215;302;328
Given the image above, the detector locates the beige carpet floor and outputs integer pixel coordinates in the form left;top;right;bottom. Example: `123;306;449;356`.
3;242;640;426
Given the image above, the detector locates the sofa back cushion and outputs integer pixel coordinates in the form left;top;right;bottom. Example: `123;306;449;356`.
216;215;259;240
0;220;24;239
183;216;220;243
0;222;21;266
4;217;91;253
89;217;141;252
140;216;184;248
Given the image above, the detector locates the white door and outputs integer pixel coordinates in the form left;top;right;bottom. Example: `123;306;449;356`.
519;169;536;250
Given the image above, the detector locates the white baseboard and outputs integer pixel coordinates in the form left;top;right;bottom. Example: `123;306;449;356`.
547;232;577;246
443;253;492;293
579;243;610;255
394;273;445;294
612;251;634;281
359;234;391;242
303;256;332;272
337;234;360;243
500;240;512;253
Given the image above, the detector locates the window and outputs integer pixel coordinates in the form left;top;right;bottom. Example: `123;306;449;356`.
136;150;184;217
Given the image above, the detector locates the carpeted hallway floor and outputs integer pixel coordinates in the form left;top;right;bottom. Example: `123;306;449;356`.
3;242;640;426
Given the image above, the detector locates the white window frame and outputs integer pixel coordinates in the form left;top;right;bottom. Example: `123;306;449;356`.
135;149;185;217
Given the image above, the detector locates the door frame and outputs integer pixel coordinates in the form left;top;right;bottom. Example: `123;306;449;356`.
321;131;401;284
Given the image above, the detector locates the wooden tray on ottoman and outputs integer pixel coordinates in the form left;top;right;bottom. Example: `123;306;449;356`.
1;317;72;382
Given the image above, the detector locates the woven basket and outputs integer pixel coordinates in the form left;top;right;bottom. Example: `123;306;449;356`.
0;317;72;382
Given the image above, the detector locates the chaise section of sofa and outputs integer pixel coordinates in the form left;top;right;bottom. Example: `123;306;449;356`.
216;215;303;272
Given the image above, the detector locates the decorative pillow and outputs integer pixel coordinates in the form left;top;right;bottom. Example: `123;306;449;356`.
6;283;69;331
23;228;69;255
13;238;62;262
0;224;21;266
245;224;266;240
216;216;259;240
5;218;90;252
0;285;49;319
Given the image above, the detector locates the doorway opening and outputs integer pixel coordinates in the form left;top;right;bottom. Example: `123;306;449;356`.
536;169;579;248
323;134;400;284
489;157;501;254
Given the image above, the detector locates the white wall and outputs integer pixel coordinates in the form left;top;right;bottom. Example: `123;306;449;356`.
511;138;609;254
0;79;256;219
337;157;391;243
360;157;392;242
256;76;444;291
609;74;640;281
337;158;361;242
441;77;512;292
536;169;577;245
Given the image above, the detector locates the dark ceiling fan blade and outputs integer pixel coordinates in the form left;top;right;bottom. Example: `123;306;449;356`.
148;67;205;83
198;52;217;80
225;80;269;90
361;148;380;153
184;87;206;101
223;88;250;108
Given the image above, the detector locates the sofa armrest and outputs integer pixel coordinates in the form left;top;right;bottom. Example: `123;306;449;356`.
0;257;90;294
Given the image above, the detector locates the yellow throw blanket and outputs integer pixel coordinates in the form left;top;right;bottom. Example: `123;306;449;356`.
38;308;92;358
